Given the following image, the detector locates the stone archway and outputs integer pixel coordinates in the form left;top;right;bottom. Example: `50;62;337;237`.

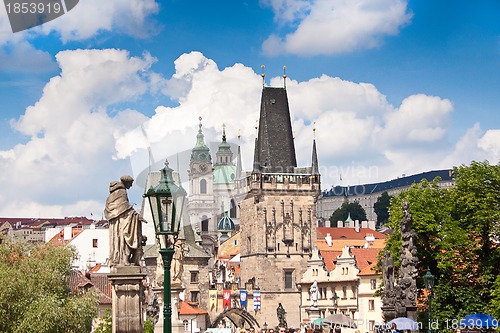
211;308;261;329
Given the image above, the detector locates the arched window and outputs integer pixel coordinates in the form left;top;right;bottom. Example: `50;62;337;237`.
200;179;207;194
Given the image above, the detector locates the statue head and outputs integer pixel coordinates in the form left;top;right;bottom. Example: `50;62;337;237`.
120;175;134;188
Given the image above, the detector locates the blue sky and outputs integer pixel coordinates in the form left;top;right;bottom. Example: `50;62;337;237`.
0;0;499;218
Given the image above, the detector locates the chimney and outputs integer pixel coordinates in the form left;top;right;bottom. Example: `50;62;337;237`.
354;220;360;233
325;233;332;247
63;226;72;241
337;220;342;228
361;220;368;228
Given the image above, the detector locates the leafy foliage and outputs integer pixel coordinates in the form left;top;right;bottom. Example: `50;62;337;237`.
329;201;367;225
0;241;98;333
383;161;500;328
374;191;391;226
144;318;155;333
94;308;112;333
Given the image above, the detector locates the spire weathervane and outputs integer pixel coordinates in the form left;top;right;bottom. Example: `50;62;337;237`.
283;65;287;89
313;121;316;139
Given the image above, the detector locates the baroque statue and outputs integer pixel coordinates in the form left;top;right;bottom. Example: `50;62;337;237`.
309;280;319;307
104;175;144;267
277;303;287;328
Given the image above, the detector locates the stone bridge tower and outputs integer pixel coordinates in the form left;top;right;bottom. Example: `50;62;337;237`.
238;86;321;328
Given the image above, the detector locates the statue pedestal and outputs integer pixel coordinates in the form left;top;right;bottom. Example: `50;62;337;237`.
109;266;146;333
405;306;418;321
381;305;397;323
306;307;321;321
154;284;185;333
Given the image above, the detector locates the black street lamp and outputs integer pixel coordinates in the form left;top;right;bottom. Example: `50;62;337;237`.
423;268;435;333
144;159;187;333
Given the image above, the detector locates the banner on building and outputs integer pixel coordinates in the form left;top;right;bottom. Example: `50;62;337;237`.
209;290;217;311
253;291;261;312
223;289;231;309
240;290;247;309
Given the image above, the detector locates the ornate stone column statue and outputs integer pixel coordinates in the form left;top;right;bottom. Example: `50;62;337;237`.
105;175;147;333
381;201;419;322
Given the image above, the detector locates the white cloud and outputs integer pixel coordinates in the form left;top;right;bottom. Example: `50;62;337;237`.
262;0;412;56
0;48;154;217
1;51;498;218
380;94;453;146
40;0;160;42
478;129;500;164
0;0;159;78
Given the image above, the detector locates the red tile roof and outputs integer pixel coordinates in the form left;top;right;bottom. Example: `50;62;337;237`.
68;270;112;305
90;273;112;305
317;227;386;240
318;246;382;275
351;247;382;275
179;301;208;315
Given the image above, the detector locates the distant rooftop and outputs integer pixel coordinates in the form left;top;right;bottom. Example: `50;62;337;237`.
322;169;453;197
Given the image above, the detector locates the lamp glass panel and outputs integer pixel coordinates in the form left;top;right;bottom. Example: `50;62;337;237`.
147;194;160;233
160;195;172;233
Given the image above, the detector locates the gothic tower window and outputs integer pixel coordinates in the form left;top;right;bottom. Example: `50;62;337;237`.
200;179;207;194
230;199;237;218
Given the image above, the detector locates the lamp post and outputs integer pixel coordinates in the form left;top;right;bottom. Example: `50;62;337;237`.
144;159;187;333
423;268;435;333
263;322;268;333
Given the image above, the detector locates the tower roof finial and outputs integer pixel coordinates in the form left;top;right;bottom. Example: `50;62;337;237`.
283;65;287;89
261;64;265;87
222;123;226;142
313;121;316;139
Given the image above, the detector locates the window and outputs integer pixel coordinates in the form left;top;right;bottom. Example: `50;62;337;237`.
190;271;199;283
191;291;199;303
370;279;377;290
200;179;207;194
284;271;293;289
368;299;375;311
230;199;237;218
342;286;347;299
201;216;209;232
183;320;189;332
351;286;357;299
92;239;98;248
320;287;327;299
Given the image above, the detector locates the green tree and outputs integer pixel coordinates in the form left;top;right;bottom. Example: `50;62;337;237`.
373;191;391;226
94;309;112;333
0;241;98;333
383;161;500;327
329;201;367;225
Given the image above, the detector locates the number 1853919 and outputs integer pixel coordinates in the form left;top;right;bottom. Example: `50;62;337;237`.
5;1;62;14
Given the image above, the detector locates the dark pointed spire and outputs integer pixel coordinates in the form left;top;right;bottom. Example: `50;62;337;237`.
253;87;297;173
312;124;319;175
